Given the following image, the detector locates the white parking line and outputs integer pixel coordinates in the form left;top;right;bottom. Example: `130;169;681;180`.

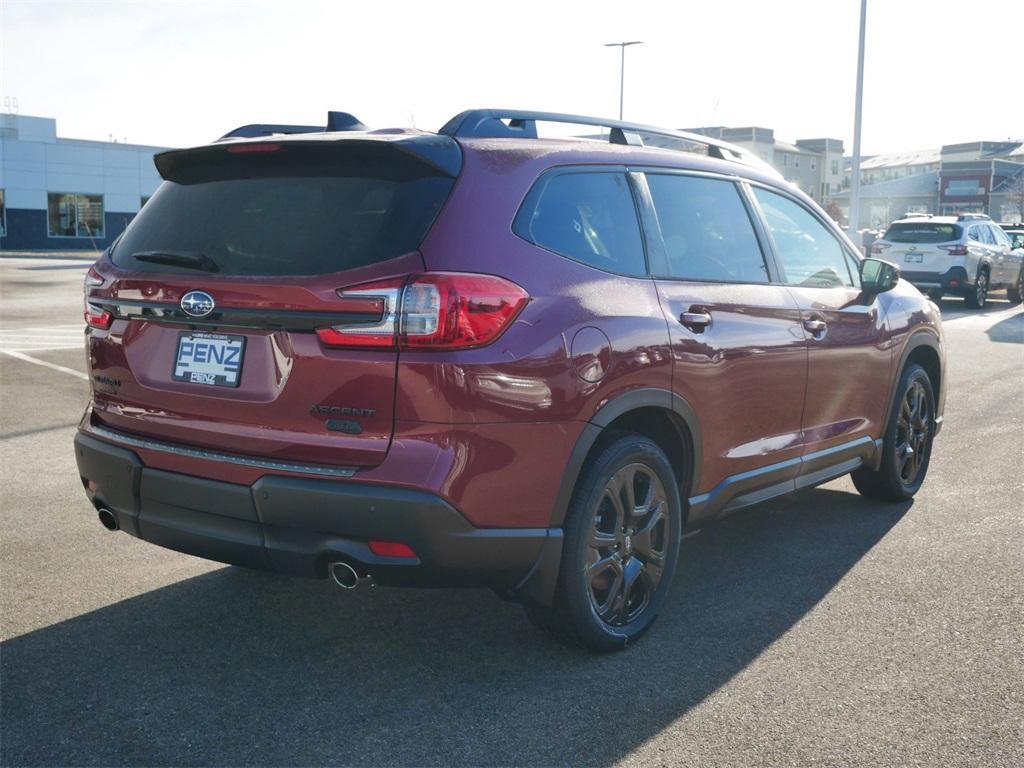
0;325;85;352
0;350;89;381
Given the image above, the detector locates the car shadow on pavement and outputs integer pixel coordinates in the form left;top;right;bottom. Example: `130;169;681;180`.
1;488;908;767
985;311;1024;344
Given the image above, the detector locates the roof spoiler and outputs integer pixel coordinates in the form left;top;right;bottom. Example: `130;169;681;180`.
439;109;781;178
218;111;368;140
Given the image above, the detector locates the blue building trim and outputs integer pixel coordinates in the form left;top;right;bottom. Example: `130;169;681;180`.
0;209;136;251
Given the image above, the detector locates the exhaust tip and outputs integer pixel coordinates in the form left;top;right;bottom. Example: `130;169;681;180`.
329;561;368;590
97;508;119;532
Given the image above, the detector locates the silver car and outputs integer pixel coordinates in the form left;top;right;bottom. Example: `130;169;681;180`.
873;214;1023;307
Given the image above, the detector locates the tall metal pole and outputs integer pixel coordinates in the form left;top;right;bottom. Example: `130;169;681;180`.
619;45;626;120
848;0;867;242
604;42;643;120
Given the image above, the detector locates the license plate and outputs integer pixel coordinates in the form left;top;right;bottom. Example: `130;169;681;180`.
172;332;245;388
904;252;924;263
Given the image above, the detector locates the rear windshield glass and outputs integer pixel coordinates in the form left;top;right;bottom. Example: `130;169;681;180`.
112;144;454;276
883;222;963;244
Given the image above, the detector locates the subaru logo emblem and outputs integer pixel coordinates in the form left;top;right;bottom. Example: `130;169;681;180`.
180;290;215;318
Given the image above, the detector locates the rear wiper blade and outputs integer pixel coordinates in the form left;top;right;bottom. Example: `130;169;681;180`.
132;250;220;273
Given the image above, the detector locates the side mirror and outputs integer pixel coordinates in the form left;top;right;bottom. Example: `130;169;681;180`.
860;257;900;294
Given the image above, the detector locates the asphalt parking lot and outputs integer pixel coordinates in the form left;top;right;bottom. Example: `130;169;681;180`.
0;253;1021;767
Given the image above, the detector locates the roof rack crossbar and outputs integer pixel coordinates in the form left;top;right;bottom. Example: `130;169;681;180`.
438;109;775;174
218;111;367;140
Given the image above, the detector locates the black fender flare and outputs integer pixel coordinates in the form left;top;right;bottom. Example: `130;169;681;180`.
876;329;943;467
548;388;702;528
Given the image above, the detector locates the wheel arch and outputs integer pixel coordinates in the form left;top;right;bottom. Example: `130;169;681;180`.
888;330;944;448
549;388;701;528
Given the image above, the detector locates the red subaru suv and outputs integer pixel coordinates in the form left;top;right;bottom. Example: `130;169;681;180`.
76;109;945;651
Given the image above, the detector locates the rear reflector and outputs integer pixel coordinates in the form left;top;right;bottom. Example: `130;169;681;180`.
317;272;529;351
368;540;417;559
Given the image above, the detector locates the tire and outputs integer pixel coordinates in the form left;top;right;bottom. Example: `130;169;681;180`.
1006;269;1023;305
525;434;682;652
964;268;989;309
852;363;936;502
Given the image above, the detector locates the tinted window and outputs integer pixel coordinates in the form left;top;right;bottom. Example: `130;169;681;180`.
991;226;1011;248
979;225;996;245
646;174;768;283
753;188;856;288
882;222;963;243
516;172;646;276
112;144;454;277
967;225;983;243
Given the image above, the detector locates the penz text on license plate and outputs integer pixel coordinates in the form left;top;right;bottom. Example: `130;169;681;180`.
172;332;246;388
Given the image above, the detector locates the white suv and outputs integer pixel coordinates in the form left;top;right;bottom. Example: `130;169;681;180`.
873;214;1023;308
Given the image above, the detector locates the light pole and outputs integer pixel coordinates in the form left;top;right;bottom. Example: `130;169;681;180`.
604;41;643;120
848;0;867;243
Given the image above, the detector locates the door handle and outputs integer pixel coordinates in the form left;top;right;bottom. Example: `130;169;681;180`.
803;317;827;337
679;310;712;333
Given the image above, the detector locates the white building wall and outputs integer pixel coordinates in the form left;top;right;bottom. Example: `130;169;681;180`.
1;115;167;214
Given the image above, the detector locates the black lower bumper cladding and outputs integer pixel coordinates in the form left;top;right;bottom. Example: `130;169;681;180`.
74;431;561;598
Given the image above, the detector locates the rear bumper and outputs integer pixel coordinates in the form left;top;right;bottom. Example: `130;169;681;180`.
74;430;562;598
902;267;970;294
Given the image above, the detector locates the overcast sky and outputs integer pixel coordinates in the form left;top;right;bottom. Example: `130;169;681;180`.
1;0;1020;154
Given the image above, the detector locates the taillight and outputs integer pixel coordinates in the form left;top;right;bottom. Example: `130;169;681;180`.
315;278;403;349
316;273;529;351
401;273;529;350
83;266;113;330
871;242;891;254
939;244;969;256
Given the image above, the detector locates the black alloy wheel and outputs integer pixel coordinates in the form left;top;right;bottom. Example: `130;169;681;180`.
585;463;669;626
895;378;931;486
525;434;682;651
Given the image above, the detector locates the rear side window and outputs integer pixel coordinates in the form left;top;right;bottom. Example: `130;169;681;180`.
112;144;455;277
979;226;996;245
514;172;646;276
646;174;768;283
883;222;963;244
752;187;857;288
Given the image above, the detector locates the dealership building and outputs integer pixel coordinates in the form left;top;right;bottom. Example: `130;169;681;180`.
0;113;170;250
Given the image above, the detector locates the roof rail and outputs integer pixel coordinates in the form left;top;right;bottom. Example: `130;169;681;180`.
957;212;992;221
218;111;367;140
438;109;781;177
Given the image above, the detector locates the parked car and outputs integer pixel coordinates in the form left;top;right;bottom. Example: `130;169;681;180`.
873;214;1023;306
999;223;1024;251
75;109;946;651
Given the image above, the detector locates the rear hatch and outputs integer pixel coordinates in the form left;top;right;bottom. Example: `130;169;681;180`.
85;138;458;468
877;221;964;273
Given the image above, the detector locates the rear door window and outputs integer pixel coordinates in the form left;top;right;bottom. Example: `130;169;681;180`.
752;187;857;288
883;222;963;243
111;144;455;277
514;171;647;276
645;174;769;283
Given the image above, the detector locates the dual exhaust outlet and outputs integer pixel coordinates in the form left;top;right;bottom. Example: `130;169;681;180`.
97;507;373;591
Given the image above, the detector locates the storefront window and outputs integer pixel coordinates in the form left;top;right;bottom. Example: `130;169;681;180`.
47;193;104;237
